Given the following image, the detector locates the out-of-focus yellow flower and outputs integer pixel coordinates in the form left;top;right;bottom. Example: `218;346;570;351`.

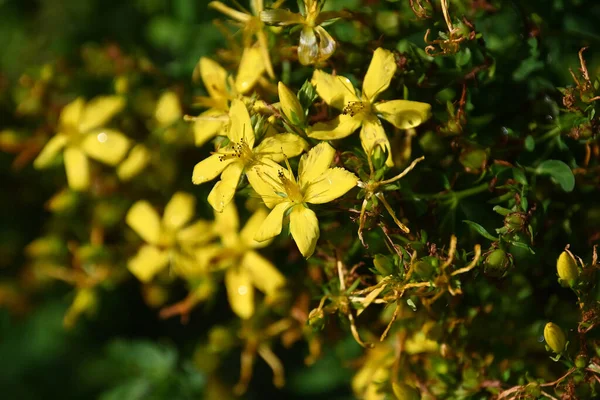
155;91;182;127
192;99;308;212
352;344;395;400
208;202;285;319
261;0;339;65
33;96;130;190
309;48;431;166
117;144;151;182
63;288;97;329
192;50;266;146
125;192;216;282
208;0;275;78
250;142;357;258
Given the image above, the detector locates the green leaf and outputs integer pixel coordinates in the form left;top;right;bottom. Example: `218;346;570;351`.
535;160;575;192
463;220;499;241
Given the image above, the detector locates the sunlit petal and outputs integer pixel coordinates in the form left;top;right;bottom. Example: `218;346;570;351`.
308;113;362;140
193;109;229;147
128;245;170;282
298;142;336;188
196;57;228;99
228;99;255;148
63;146;90;191
225;267;255;319
240;207;271;248
81;129;130;166
254;201;291;242
126;200;162;245
304;168;358;204
359;118;393;167
79;96;125;133
235;47;265;95
254;133;308;162
362;48;397;102
311;70;358;110
243;250;285;295
374;100;432;129
163;192;196;231
290;206;320;258
59;98;85;131
207;161;244;212
33;134;68;169
192;153;235;185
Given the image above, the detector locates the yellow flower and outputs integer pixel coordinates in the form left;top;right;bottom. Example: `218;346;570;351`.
125;192;216;282
208;0;275;78
250;142;357;258
117;144;151;182
33;96;130;190
261;0;339;65
192;99;308;212
155;91;182;127
309;48;431;166
208;202;285;319
192;50;266;146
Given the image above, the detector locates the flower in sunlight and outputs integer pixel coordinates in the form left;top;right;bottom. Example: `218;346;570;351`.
250;142;357;258
192;99;308;213
309;48;431;166
192;48;266;146
261;0;340;65
208;0;275;78
125;192;216;282
207;201;285;319
33;96;130;190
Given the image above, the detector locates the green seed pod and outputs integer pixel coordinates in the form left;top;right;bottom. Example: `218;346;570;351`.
483;249;511;278
557;250;579;286
413;260;434;279
544;322;567;353
504;213;526;231
459;148;488;173
575;354;588;369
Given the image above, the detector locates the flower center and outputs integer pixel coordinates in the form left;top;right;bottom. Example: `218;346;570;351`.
278;170;304;203
342;101;371;118
218;139;255;164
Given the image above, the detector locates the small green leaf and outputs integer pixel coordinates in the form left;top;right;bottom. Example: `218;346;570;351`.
463;220;499;241
535;160;575;192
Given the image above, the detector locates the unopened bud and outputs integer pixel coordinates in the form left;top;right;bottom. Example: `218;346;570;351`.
371;144;389;170
505;213;526;231
557;250;579;286
575;354;588;369
483;249;511;278
278;82;304;126
308;308;325;331
544;322;566;353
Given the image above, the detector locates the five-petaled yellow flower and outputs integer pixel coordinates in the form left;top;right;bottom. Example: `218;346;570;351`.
33;96;130;190
208;0;275;79
125;192;215;282
309;48;432;166
192;99;308;213
193;50;266;147
206;202;285;319
251;142;357;258
261;0;339;65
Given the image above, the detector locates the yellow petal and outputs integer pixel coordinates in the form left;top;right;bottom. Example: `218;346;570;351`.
314;26;336;63
260;9;304;25
257;29;275;79
64;146;90;191
243;250;285;295
128;245;170;282
163;192;196;231
299;26;318;65
290;205;319;258
208;1;251;23
59;98;85;131
298;142;336;188
235;46;265;95
79;96;125;132
177;220;216;247
192;153;235;185
155;91;182;127
311;70;358;110
362;48;397;102
126;200;162;245
308;113;362;140
81;130;130;166
207;161;244;212
359;118;393;167
246;160;287;209
197;57;228;99
225;267;254;319
214;200;240;247
278;82;304;125
33;134;68;169
254;201;291;242
374;100;432;129
117;144;151;181
193;109;228;147
228;99;255;148
304;167;358;204
254;133;308;162
240;208;271;248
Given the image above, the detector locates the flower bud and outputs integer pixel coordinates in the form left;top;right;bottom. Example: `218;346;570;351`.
371;145;389;170
575;354;588;369
544;322;566;353
308;308;325;331
483;249;511;278
557;250;579;285
504;213;526;231
459;148;488;173
278;82;304;126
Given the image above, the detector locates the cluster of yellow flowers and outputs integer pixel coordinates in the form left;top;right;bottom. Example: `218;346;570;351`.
32;0;432;322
